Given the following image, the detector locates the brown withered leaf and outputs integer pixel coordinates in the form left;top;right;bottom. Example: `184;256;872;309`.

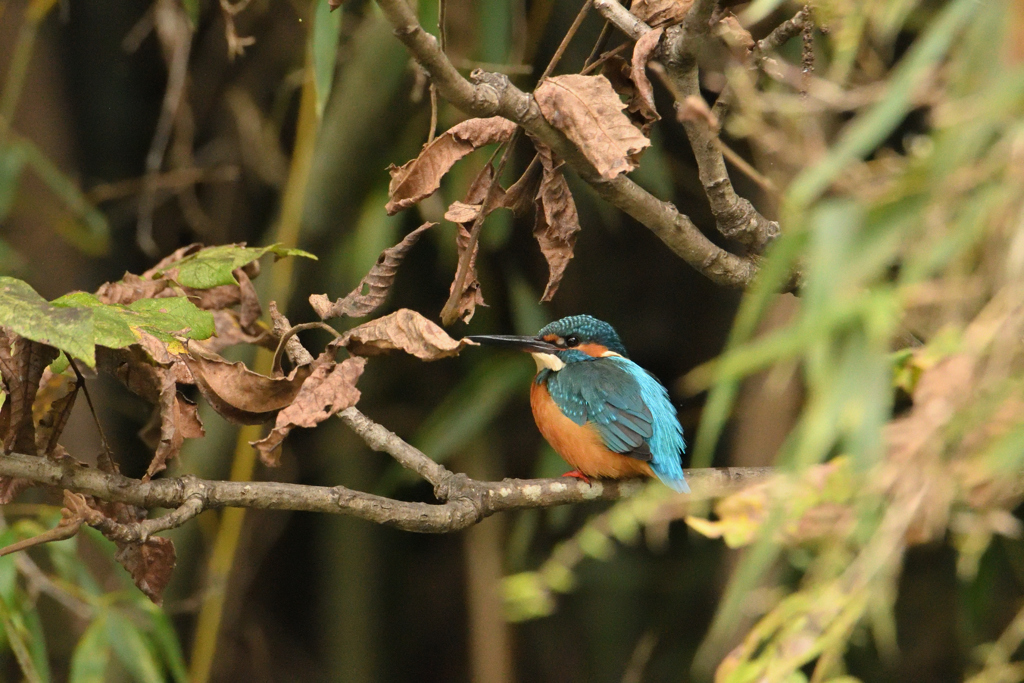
182;346;314;424
33;366;79;457
115;537;176;605
96;273;172;305
533;144;581;302
311;222;436;320
443;162;500;324
190;309;274;355
140;371;205;479
0;331;59;454
631;0;695;27
252;356;365;466
338;309;478;360
629;28;664;126
534;75;651;179
502;160;543;216
385;117;517;215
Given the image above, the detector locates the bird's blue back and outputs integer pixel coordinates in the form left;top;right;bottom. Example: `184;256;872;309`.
538;353;689;493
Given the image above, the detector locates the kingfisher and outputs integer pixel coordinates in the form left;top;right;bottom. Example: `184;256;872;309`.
468;315;688;492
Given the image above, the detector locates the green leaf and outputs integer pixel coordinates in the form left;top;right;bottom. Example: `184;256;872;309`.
140;603;188;683
312;0;343;119
157;243;316;289
69;615;110;683
50;291;215;349
0;276;96;367
0;597;45;683
106;611;164;683
23;607;52;683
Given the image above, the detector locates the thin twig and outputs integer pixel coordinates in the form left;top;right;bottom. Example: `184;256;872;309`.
538;0;594;82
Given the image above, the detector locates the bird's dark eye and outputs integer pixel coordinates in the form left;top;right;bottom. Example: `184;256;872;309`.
565;335;580;347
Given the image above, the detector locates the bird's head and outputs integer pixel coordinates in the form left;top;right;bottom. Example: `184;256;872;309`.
467;314;628;372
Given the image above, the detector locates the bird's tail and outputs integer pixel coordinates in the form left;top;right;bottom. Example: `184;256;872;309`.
652;463;690;493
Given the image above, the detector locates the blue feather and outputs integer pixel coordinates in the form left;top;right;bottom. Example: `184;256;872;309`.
544;356;688;492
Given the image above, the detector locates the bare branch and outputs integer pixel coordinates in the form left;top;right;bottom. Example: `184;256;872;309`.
372;0;761;287
0;447;774;535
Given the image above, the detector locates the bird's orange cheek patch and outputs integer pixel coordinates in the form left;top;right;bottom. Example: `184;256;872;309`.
577;343;609;357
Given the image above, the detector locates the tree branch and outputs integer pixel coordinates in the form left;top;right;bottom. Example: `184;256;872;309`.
0;446;774;535
373;0;761;287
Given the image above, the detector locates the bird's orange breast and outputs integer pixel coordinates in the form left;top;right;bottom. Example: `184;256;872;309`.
530;379;653;480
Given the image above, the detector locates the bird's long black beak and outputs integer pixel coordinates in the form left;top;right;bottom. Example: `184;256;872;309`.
465;334;560;354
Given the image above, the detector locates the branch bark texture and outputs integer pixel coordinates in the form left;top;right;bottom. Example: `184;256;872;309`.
0;422;774;534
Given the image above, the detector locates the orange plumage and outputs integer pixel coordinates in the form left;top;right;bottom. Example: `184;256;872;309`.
530;380;654;480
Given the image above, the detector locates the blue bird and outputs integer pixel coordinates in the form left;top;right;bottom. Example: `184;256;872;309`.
468;315;689;492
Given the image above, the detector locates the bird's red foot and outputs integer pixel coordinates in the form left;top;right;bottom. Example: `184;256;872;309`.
561;470;592;484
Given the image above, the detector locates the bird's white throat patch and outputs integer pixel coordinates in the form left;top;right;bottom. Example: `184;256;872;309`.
531;352;565;372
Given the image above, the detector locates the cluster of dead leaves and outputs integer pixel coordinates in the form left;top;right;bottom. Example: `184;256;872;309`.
344;37;678;322
0;242;485;601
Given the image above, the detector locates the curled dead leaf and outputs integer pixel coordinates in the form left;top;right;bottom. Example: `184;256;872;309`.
252;356;366;466
339;309;477;360
629;28;665;126
533;143;581;302
311;222;436;320
115;537;176;605
385;117;517;215
0;332;59;454
534;74;651;180
182;346;313;424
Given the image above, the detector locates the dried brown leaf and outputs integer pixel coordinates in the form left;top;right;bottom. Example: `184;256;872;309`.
32;367;79;457
533;144;581;302
631;0;695;27
502;161;543;216
629;28;664;125
140;371;205;479
96;273;173;305
252;356;366;465
339;309;477;360
311;222;436;320
0;331;59;454
385;117;517;215
534;74;651;180
443;163;500;324
182;346;314;424
190;309;274;355
115;537;176;605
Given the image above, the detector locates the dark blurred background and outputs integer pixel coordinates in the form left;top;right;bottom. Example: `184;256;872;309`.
2;0;1014;681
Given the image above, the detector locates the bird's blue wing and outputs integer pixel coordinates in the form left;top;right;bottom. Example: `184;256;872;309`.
547;357;689;492
546;360;655;461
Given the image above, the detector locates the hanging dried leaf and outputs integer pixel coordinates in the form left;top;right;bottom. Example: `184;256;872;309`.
629;28;665;125
311;222;436;320
338;309;477;360
115;537;176;605
534;75;651;179
182;346;314;424
385;117;517;215
139;371;205;479
32;366;79;456
533;144;581;302
0;331;58;454
502;160;543;216
252;356;365;465
631;0;695;27
191;309;274;355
